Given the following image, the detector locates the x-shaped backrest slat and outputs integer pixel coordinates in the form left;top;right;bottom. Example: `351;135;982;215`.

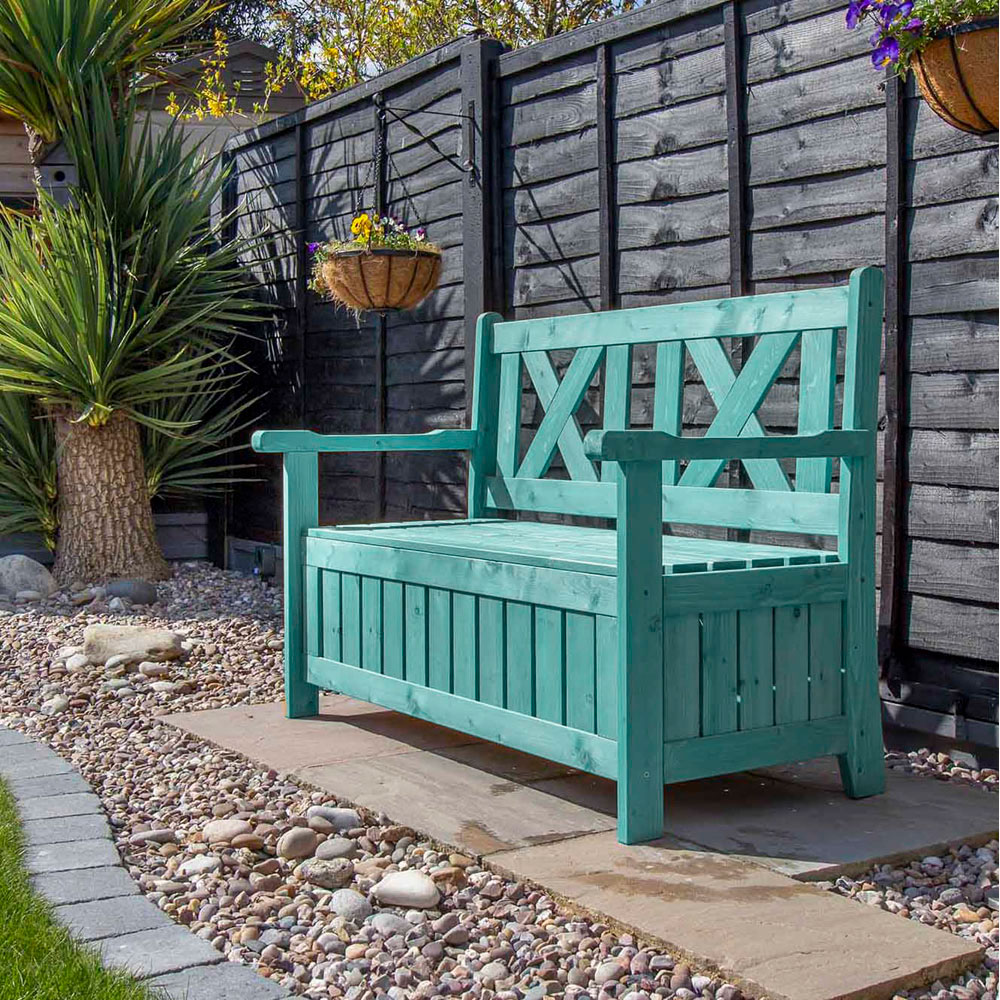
517;347;603;481
679;333;798;490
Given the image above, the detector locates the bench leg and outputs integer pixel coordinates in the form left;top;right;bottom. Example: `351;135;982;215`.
616;459;665;844
283;452;320;719
837;453;885;798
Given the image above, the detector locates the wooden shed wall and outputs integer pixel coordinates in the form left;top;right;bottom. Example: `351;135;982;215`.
224;0;998;745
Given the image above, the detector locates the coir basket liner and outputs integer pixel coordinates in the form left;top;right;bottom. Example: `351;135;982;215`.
913;19;998;135
321;248;441;312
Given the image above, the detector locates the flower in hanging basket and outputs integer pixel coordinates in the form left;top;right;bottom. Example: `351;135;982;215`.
310;212;442;313
844;0;998;133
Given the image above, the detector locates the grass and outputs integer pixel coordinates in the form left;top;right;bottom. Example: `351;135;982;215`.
0;776;158;1000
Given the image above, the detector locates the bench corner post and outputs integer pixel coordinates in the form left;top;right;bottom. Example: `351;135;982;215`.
283;451;321;719
615;458;665;844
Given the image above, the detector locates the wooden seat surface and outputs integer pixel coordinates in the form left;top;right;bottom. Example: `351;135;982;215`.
308;520;838;576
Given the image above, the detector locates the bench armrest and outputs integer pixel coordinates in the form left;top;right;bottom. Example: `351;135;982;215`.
583;429;872;463
252;429;480;454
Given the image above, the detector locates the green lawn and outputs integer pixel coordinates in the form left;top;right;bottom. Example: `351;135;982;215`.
0;777;157;1000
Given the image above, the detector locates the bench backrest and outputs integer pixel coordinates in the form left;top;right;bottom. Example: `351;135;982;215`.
468;267;883;538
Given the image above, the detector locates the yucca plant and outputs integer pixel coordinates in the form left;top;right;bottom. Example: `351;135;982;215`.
0;85;266;582
0;0;218;166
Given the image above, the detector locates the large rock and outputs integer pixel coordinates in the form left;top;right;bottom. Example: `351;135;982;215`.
107;579;158;606
329;888;372;922
202;818;252;844
372;870;441;909
0;555;55;599
297;857;354;889
83;624;182;665
305;805;361;832
277;827;318;860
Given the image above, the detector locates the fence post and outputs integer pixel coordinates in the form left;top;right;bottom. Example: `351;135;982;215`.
878;73;908;689
461;38;506;430
596;43;617;312
373;94;388;519
294;122;308;427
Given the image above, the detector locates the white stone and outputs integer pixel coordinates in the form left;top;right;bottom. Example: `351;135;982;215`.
305;805;361;832
177;854;222;877
0;555;56;598
328;888;372;922
65;652;90;672
139;662;171;677
372;870;441;909
150;681;178;693
83;624;183;665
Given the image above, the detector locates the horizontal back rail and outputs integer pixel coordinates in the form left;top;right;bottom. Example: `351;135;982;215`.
491;286;850;354
485;477;842;535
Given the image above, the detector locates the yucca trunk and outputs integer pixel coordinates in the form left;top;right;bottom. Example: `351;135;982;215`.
51;411;169;585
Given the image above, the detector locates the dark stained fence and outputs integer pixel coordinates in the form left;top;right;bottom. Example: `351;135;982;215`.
224;1;998;747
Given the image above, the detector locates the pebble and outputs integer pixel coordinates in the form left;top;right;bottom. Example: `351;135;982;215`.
297;857;354;889
315;836;358;860
202;818;252;844
177;854;221;877
328;887;373;921
372;870;441;909
305;805;361;831
276;826;317;859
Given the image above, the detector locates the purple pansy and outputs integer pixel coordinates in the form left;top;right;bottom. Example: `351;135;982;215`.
871;35;900;66
307;242;320;254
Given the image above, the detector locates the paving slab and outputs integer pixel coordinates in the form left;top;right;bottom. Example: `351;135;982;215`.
24;836;121;874
0;751;74;780
298;750;617;854
490;832;984;1000
0;725;32;746
23;811;111;846
32;864;140;905
6;769;92;799
99;924;225;979
533;759;1000;878
17;790;102;820
149;961;291;999
54;894;173;942
164;694;478;772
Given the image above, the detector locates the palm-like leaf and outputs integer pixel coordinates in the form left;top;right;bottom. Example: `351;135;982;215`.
0;0;220;148
0;392;57;547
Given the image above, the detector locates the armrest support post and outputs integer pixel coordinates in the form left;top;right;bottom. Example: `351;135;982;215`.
615;457;665;844
283;452;320;719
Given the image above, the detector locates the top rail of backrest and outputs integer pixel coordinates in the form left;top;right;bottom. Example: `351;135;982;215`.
490;285;851;354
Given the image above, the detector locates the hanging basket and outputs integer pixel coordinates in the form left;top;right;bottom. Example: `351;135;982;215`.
912;19;998;135
321;247;442;313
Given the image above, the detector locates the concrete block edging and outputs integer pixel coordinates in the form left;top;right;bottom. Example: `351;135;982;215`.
0;723;290;1000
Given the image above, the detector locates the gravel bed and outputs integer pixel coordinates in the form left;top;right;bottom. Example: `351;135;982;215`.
0;564;749;1000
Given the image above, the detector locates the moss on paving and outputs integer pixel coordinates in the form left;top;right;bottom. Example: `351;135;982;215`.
0;776;157;1000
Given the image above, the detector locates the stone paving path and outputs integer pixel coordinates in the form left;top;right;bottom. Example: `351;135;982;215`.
167;696;994;1000
0;723;289;1000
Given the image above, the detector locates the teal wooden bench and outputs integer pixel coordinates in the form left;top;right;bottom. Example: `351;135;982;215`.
253;266;886;844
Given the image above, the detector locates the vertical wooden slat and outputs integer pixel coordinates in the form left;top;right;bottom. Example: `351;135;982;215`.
404;584;428;685
496;352;523;478
478;597;505;707
773;605;809;723
382;580;404;679
565;612;596;733
596;42;617;312
283;452;319;718
361;576;382;673
322;570;342;662
428;588;452;692
664;614;701;740
468;313;503;517
601;345;632;487
878;73;907;683
737;607;774;730
294;122;308;426
306;566;322;658
341;573;362;667
595;615;617;739
505;601;534;714
372;93;387;520
653;342;685;486
452;592;478;698
796;330;839;492
809;601;843;719
701;610;739;735
462;38;506;430
724;1;751;533
534;606;565;723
